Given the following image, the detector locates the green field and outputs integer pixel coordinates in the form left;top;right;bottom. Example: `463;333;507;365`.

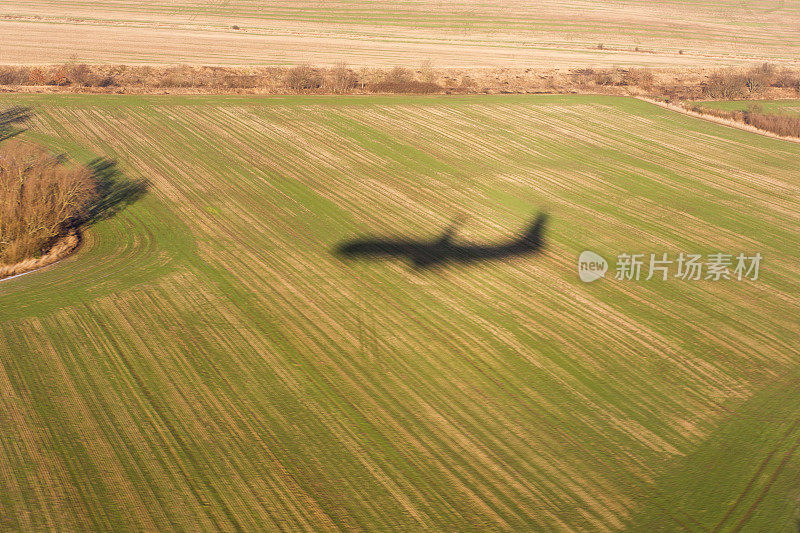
1;94;799;531
694;99;800;116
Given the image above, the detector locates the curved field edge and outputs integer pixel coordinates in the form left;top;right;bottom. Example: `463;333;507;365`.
0;93;798;531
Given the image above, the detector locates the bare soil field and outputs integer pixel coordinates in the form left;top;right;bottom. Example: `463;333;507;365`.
2;0;800;68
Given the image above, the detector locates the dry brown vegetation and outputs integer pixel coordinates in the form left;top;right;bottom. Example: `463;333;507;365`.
0;230;80;279
703;64;800;99
688;102;800;139
2;63;799;101
0;139;97;265
365;66;440;94
743;109;800;138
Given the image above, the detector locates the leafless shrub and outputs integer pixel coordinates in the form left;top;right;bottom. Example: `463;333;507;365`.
66;63;91;85
773;68;800;90
368;80;442;94
744;110;800;137
45;65;70;86
570;68;595;87
384;66;413;84
622;67;654;88
222;74;260;89
0;230;79;279
93;75;116;88
366;65;441;93
159;65;197;88
0;63;797;98
0;66;30;85
745;63;776;93
419;60;436;83
704;69;747;98
326;62;357;93
27;68;47;85
592;69;617;86
285;64;323;91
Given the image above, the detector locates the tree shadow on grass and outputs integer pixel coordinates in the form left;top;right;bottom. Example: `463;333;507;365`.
84;158;150;225
0;106;32;142
1;108;149;223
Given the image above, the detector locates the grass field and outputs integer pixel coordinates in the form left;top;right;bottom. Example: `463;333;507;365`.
2;0;800;67
1;94;800;530
694;99;800;116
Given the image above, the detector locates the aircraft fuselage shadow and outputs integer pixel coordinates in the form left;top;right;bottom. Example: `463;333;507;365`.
335;212;548;269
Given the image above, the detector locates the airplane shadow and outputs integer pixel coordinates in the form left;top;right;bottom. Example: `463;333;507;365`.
335;212;547;269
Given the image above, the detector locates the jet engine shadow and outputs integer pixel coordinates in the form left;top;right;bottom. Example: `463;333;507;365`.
335;212;547;269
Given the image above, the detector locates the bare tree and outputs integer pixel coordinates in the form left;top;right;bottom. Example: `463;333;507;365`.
0;140;97;263
705;69;747;98
328;62;357;93
285;64;323;92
